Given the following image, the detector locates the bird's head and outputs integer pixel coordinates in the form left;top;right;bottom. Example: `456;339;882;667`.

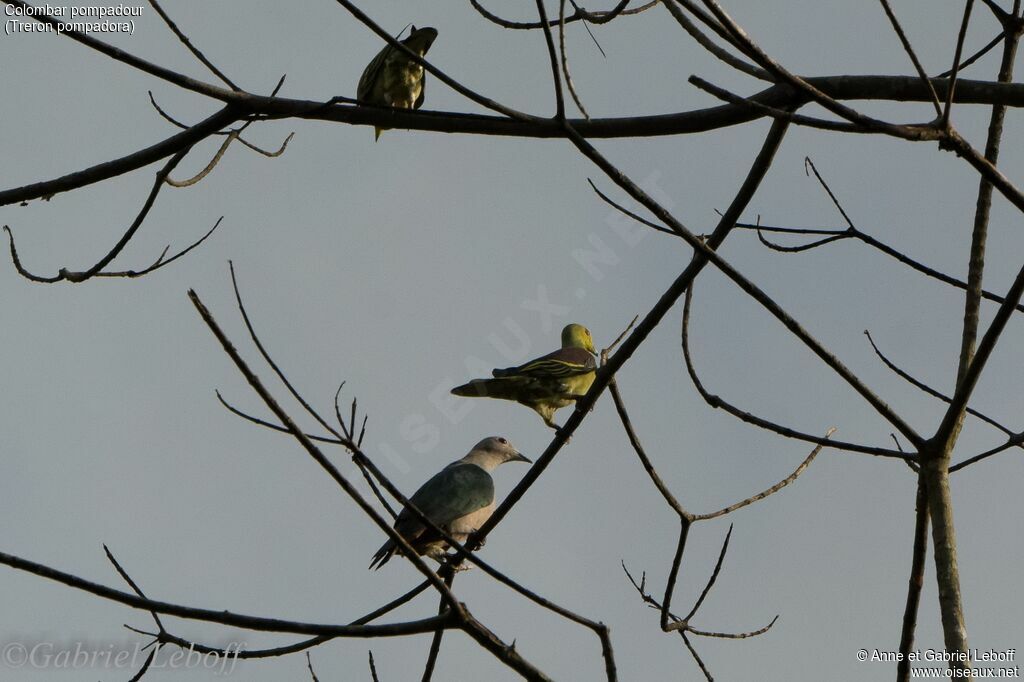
472;436;532;465
562;323;597;355
403;26;439;56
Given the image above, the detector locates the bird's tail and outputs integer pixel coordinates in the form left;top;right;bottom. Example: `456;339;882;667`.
451;377;527;400
368;540;394;570
374;127;383;141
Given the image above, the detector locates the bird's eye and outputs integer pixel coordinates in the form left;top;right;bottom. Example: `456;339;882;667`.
498;437;507;444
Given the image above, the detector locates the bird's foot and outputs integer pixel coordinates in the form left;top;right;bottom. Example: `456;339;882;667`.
546;420;572;443
569;394;595;412
443;554;474;572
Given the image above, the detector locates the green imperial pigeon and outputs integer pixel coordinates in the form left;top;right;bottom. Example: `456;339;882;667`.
356;25;438;141
369;437;530;569
451;324;598;430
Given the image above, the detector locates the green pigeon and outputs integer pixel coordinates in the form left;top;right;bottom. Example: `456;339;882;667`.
369;437;530;569
451;324;598;430
356;25;438;141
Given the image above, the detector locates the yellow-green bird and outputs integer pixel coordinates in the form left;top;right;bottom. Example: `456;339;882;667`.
451;324;598;430
357;25;438;141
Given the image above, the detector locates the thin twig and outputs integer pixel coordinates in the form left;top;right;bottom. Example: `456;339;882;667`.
421;571;455;682
469;0;647;29
693;430;834;521
661;0;769;80
306;652;321;682
469;118;792;558
864;330;1020;440
560;0;591;118
5;150;191;284
148;0;240;90
127;648;157;682
215;390;346;445
369;650;381;682
536;0;566;119
681;286;911;459
189;290;554;679
166;132;237;187
0;548;455;637
897;479;930;682
944;0;978;127
877;0;943;116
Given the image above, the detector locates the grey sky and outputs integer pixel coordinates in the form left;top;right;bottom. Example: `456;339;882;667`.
2;2;1022;680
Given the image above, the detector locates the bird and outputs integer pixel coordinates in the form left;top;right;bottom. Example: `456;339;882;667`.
369;436;531;569
451;323;598;431
356;25;439;141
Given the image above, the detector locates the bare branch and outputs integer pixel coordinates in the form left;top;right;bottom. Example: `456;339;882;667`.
739;158;1024;315
104;546;164;634
897;480;930;682
5;149;191;284
369;650;380;682
565;114;925;448
935;260;1024;446
661;1;769;81
535;0;567;119
0;548;454;637
609;380;688;518
692;431;833;521
165;132;238;187
190;287;579;680
147;0;240;90
97;217;224;279
0;107;238;208
587;179;678;236
681;525;733;624
469;0;648;29
877;0;943;116
218;270;615;672
560;0;592;119
680;632;713;682
236;131;295;157
689;76;865;133
306;652;321;682
937;30;1007;78
215;390;346;445
468;117;793;553
949;432;1024;471
126;581;432;663
944;0;978;127
127;648;156;682
864;330;1020;440
681;284;911;459
421;571;456;682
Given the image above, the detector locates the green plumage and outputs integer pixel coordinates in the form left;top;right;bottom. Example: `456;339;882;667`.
369;437;529;570
356;25;438;141
370;463;493;569
451;324;598;430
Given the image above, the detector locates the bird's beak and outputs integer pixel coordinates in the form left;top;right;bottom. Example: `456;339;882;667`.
512;451;532;464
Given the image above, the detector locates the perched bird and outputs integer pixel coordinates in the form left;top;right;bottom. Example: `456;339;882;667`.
356;25;439;141
451;324;598;430
369;436;530;569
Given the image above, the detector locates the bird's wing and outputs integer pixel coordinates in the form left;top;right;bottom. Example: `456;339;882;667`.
397;463;495;534
357;45;391;101
415;73;426;109
493;347;596;379
451;376;535;400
